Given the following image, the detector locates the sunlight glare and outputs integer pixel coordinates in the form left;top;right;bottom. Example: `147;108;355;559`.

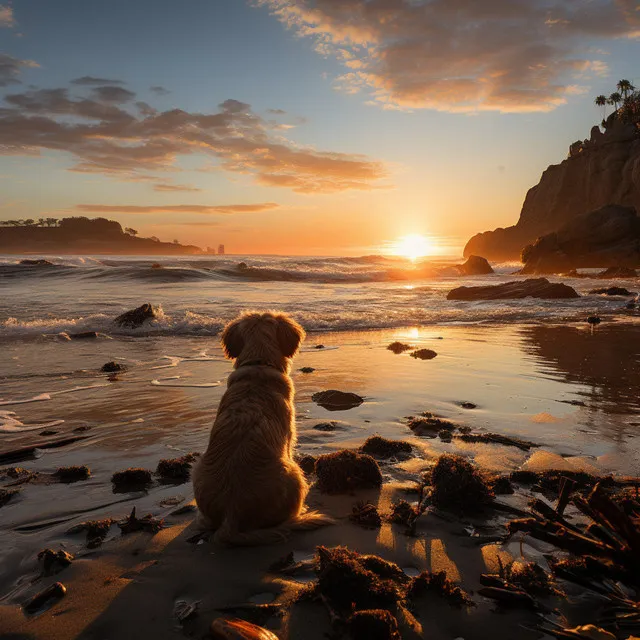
392;234;438;261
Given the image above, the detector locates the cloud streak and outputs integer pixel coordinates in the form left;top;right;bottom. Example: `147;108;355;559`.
255;0;640;113
0;5;14;28
0;54;39;87
0;84;387;193
75;203;281;215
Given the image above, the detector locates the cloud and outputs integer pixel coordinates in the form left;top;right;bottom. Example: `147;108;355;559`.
254;0;640;113
0;84;387;193
152;183;203;193
0;5;14;28
75;203;281;215
70;76;125;86
150;85;170;95
0;54;39;87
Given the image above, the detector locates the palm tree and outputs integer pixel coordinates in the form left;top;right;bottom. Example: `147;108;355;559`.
617;79;635;99
608;92;623;111
595;94;607;119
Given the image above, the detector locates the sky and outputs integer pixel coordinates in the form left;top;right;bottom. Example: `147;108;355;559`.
0;0;638;256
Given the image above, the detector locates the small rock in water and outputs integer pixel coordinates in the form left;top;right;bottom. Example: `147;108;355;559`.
313;344;325;349
38;549;74;575
69;331;98;340
386;342;413;354
312;420;346;431
211;617;279;639
299;367;315;373
20;259;54;266
597;266;637;279
589;286;634;296
407;412;455;438
113;303;158;328
312;390;364;411
587;315;601;325
23;582;66;615
410;348;437;360
360;436;412;458
456;401;477;409
101;361;127;373
73;425;91;432
111;467;153;490
54;465;90;482
388;500;419;528
315;450;382;494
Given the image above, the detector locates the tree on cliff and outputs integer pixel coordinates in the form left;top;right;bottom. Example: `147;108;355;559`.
595;94;607;119
124;227;138;236
608;92;622;111
617;79;635;99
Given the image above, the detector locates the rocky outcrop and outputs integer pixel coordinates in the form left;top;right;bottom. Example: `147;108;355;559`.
114;303;159;328
520;205;640;274
464;122;640;260
455;255;494;275
447;278;580;301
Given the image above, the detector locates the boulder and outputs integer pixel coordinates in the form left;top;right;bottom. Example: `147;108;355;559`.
114;303;158;328
455;255;494;276
597;266;638;279
19;259;54;266
589;287;635;296
447;278;580;301
520;205;640;273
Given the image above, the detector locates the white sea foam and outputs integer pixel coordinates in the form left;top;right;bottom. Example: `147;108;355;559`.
0;410;65;432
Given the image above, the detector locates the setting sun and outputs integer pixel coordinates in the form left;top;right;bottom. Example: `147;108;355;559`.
392;234;438;261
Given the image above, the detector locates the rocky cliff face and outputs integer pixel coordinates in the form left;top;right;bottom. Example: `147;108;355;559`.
464;121;640;261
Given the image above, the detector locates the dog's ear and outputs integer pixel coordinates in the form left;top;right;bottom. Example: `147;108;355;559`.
221;318;244;359
276;315;305;358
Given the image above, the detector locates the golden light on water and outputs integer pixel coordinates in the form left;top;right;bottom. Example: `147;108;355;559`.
391;234;439;261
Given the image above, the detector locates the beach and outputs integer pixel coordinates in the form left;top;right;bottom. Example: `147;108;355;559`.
1;256;640;639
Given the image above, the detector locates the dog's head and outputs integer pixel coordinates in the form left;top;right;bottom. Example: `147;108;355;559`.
221;311;305;367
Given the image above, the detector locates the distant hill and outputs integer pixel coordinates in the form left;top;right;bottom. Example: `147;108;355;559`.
0;217;202;255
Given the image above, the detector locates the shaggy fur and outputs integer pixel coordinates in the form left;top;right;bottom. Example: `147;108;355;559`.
193;311;333;545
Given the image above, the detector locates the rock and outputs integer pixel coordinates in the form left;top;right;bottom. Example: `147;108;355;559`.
455;255;494;275
456;401;477;409
299;367;315;373
312;390;364;411
360;436;412;458
54;465;90;482
464;133;640;261
113;303;158;328
447;277;580;300
23;582;66;614
409;348;437;360
312;420;347;431
407;413;455;438
429;454;493;513
38;549;73;575
348;609;401;640
386;341;412;354
156;453;198;481
315;450;382;494
589;287;635;296
111;467;153;490
520;206;640;273
587;316;601;325
69;331;98;339
597;266;638;278
19;259;53;266
100;361;127;373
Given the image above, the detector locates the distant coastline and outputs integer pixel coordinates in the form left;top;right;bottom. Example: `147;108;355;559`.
0;217;203;255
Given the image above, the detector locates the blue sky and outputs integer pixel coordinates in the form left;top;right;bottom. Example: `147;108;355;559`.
0;0;638;254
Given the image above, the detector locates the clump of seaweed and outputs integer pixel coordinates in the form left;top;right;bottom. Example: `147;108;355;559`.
101;361;127;373
429;454;493;513
296;454;317;475
410;349;437;360
406;412;455;438
117;506;164;534
348;609;401;640
66;518;114;548
315;546;405;614
55;465;90;482
156;453;198;481
387;342;413;354
490;475;515;495
438;429;453;442
111;467;153;491
1;467;37;485
0;487;19;507
38;549;73;576
504;561;560;597
350;502;382;529
315;450;382;494
388;500;419;528
408;570;474;607
360;436;412;459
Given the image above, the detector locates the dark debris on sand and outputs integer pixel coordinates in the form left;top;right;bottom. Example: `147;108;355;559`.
455;432;538;451
1;467;37;485
408;570;474;607
117;506;164;535
348;609;401;640
315;450;382;494
388;500;419;528
38;549;73;576
386;342;413;354
409;348;438;360
67;518;114;548
429;454;493;513
406;412;455;437
296;454;317;475
360;436;412;459
350;502;383;529
111;467;153;490
100;361;127;373
23;582;66;615
0;487;19;507
156;453;199;481
54;465;90;482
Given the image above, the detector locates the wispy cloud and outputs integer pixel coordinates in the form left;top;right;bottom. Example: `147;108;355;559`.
255;0;640;113
0;84;388;193
152;183;203;193
0;4;14;28
70;76;125;86
75;203;281;215
150;85;170;95
0;54;39;87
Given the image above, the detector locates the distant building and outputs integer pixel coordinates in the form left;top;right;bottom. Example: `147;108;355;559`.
218;244;225;255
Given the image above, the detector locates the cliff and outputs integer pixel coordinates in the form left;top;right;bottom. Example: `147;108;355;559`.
0;217;202;255
464;120;640;261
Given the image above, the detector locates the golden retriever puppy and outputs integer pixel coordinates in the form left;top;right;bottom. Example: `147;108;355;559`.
193;311;333;545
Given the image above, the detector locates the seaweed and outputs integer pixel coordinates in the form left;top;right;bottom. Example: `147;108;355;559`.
455;432;538;451
101;361;127;373
406;412;456;437
408;570;473;607
410;349;437;360
66;518;114;547
490;475;515;495
348;609;401;640
387;342;413;354
350;502;382;529
387;500;419;527
360;436;412;459
315;450;382;494
117;506;164;534
156;453;198;481
111;467;153;490
296;454;317;475
0;487;19;506
54;465;90;482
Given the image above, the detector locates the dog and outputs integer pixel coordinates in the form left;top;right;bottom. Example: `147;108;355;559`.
193;311;333;545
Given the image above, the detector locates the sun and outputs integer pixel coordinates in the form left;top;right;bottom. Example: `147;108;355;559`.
391;234;437;261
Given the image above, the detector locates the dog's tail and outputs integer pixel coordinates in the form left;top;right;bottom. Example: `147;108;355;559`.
213;511;335;547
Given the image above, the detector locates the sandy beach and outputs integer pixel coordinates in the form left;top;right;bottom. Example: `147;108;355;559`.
2;320;639;639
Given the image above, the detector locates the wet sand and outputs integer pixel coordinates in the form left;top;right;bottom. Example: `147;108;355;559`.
1;321;639;638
